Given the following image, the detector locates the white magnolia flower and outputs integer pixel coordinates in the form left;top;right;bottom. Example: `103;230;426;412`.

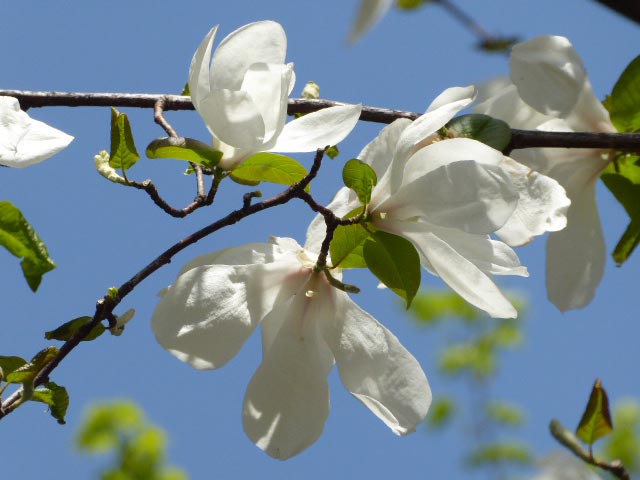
189;21;362;170
0;96;73;168
152;236;431;460
350;0;394;43
309;86;569;318
474;35;616;311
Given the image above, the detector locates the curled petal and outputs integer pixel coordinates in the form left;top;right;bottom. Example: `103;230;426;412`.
188;25;218;110
426;85;477;113
269;104;362;153
496;157;570;246
321;288;431;435
349;0;394;43
0;96;73;168
151;242;301;370
211;21;287;90
546;184;605;311
243;286;334;460
510;35;586;117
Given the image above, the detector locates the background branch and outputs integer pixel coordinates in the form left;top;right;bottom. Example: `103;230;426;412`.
2;89;639;152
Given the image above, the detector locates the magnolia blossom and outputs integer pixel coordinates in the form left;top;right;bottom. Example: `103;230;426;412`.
0;96;73;168
308;86;569;318
189;21;362;169
151;236;431;459
474;35;616;311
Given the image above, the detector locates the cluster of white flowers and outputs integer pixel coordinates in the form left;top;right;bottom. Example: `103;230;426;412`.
1;17;615;462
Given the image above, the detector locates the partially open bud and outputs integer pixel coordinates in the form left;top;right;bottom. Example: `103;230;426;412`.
301;81;320;100
94;151;128;185
109;308;136;336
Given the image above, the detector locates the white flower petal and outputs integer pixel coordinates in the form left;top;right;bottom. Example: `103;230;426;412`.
321;288;431;435
546;184;605;311
0;96;73;168
199;90;265;149
565;79;616;133
349;0;394;43
211;21;287;90
510;36;586;117
379;159;518;234
496;157;570;246
151;243;301;370
426;85;477;113
269;104;362;153
241;63;293;144
243;285;334;460
406;229;518;318
188;26;218;110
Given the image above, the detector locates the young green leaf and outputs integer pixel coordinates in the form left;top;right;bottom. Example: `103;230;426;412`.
330;224;370;269
0;356;28;377
230;153;310;190
446;114;512;151
427;397;457;429
342;159;377;205
601;155;640;264
0;201;56;292
45;316;106;342
325;145;340;159
576;378;614;446
146;137;222;169
32;381;69;424
363;230;421;308
6;346;59;384
109;108;140;170
609;54;640;132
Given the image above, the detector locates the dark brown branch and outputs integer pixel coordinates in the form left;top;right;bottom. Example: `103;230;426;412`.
2;89;640;152
594;0;640;24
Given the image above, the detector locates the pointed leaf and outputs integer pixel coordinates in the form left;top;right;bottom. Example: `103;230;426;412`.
363;230;421;308
230;153;310;191
45;316;106;342
342;159;378;205
609;55;640;132
330;223;370;269
32;381;69;425
0;356;28;377
109;107;140;170
601;155;640;264
146;137;222;169
576;378;614;446
0;201;56;292
6;346;59;384
446;114;512;151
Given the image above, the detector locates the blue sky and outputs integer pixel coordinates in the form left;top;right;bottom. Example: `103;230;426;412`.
1;1;638;478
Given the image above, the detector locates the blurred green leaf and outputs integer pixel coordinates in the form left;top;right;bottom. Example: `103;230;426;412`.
609;54;640;132
491;320;523;347
486;401;525;427
601;155;640;264
342;158;377;205
45;316;106;342
396;0;425;9
230;153;310;191
427;397;457;429
466;442;533;467
439;342;495;378
78;401;144;452
330;224;370;269
32;381;69;424
478;37;519;53
445;114;512;151
6;346;59;384
603;401;640;472
146;137;222;169
410;290;481;325
109;107;140;170
0;201;56;292
363;231;421;308
576;378;614;446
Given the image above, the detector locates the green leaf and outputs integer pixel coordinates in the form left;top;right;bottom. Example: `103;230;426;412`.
601;155;640;264
396;0;424;9
325;145;340;159
439;342;495;378
603;401;640;472
146;137;222;169
0;356;28;377
342;159;378;205
45;316;106;342
410;290;481;325
109;108;140;170
478;37;519;53
32;381;69;424
446;114;512;151
576;378;614;446
6;346;59;384
230;153;310;191
466;442;533;467
486;401;525;427
181;82;190;96
0;201;56;292
363;231;421;308
609;55;640;132
427;397;456;429
77;401;144;452
330;224;370;269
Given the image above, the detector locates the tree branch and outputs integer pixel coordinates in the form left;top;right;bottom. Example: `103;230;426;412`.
2;89;639;152
593;0;640;24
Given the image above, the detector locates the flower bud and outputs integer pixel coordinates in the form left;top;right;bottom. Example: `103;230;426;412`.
94;151;127;185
